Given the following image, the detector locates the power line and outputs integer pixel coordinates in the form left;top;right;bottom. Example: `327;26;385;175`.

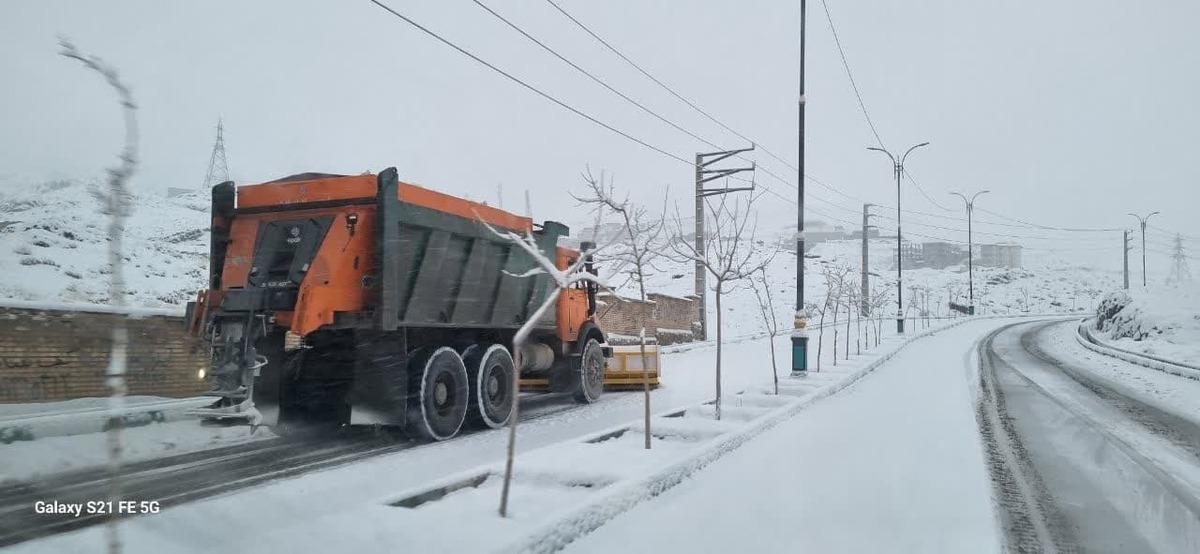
542;0;800;174
903;170;953;212
471;0;723;151
1148;224;1200;242
795;179;1123;242
817;0;885;149
975;207;1123;232
367;0;690;165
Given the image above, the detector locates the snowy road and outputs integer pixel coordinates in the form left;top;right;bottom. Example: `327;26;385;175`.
566;318;1010;553
980;320;1200;553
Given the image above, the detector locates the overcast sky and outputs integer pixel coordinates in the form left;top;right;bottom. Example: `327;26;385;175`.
2;0;1197;274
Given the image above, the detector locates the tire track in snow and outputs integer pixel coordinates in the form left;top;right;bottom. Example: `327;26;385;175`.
976;323;1076;553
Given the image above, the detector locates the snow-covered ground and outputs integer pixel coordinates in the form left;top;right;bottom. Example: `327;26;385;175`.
6;318;966;554
1037;319;1200;429
1091;287;1200;365
0;420;272;484
566;318;1011;553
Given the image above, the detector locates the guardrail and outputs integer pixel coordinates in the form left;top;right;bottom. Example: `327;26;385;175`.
1075;319;1200;381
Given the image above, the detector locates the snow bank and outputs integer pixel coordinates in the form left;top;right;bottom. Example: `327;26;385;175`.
1091;288;1200;367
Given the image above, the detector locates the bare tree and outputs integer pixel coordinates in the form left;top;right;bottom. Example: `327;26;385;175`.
749;266;782;395
480;220;618;518
815;262;852;370
669;192;766;420
845;277;860;357
868;283;892;347
572;167;664;449
59;38;137;554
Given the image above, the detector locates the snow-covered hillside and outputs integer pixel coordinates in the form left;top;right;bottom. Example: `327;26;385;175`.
0;179;209;309
1093;288;1200;364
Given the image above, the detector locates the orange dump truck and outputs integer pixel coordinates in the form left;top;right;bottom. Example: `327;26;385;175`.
185;168;613;440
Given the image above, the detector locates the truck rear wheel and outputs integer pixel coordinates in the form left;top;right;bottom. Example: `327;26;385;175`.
571;338;605;404
463;344;515;429
407;347;469;441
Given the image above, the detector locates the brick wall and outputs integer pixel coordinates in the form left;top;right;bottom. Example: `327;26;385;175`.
596;292;698;345
0;307;208;403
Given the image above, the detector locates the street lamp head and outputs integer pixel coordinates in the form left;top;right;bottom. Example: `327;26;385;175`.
916;142;930;148
866;147;886;153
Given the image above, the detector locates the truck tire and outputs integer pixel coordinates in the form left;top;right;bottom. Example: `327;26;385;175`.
407;346;469;441
463;344;514;429
571;338;606;404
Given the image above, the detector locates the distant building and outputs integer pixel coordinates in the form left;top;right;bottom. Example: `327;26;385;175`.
979;243;1022;268
899;241;922;268
849;228;881;240
921;242;967;269
577;222;626;244
783;220;853;252
894;241;968;270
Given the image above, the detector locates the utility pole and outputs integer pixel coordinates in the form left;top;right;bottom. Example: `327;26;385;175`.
524;189;532;218
861;204;876;316
1123;230;1131;290
497;183;504;209
694;147;756;341
1127;211;1160;287
792;0;810;376
868;142;930;333
201;119;229;191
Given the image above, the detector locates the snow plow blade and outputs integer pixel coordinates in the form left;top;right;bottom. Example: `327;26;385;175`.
519;344;661;391
184;399;263;424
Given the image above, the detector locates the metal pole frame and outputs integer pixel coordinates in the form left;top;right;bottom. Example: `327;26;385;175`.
868;142;929;334
951;190;989;315
1127;211;1161;288
694;147;756;341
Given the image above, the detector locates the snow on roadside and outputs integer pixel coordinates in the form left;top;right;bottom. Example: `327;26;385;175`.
1037;319;1200;428
8;316;969;554
564;318;1011;554
1092;287;1200;366
0;420;273;484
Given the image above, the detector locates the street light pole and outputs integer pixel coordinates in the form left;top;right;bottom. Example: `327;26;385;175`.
791;0;810;376
1127;211;1161;287
951;190;989;314
868;142;929;334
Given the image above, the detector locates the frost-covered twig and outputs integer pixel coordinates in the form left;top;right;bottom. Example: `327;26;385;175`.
59;37;138;554
667;191;766;419
477;216;617;518
573;168;661;449
749;265;782;394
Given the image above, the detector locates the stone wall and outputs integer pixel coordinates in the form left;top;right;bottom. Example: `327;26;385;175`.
0;306;208;403
596;292;698;345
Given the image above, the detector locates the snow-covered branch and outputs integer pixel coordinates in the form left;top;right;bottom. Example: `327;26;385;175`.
59;37;138;554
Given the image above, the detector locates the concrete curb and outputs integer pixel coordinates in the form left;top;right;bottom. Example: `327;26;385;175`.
1075;320;1200;381
0;397;211;445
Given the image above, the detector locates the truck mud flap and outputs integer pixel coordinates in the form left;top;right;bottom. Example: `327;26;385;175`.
349;331;409;426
